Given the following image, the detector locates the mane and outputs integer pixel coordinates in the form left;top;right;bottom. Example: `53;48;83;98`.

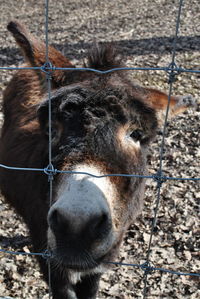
86;43;123;71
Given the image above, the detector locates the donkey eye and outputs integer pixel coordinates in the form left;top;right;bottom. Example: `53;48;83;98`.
130;129;143;140
130;129;149;144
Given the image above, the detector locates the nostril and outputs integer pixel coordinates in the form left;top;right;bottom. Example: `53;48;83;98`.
96;213;108;228
49;209;68;232
93;213;111;239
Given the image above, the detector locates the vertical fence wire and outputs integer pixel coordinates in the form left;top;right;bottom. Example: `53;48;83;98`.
142;0;184;297
44;0;53;297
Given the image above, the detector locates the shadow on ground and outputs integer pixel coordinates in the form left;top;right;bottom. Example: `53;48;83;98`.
0;35;200;66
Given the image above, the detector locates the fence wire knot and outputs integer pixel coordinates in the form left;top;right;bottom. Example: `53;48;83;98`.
167;62;180;84
153;171;167;188
141;261;154;274
42;250;52;260
44;163;56;181
41;61;54;79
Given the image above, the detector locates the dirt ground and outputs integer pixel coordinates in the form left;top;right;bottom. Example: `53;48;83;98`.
0;0;199;298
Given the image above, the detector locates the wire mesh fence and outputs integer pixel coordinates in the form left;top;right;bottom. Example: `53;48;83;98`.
0;0;199;298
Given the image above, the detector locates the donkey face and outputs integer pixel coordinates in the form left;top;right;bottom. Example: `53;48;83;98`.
37;79;193;273
2;20;195;297
38;83;158;270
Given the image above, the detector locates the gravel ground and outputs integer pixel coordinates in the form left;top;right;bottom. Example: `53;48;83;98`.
0;0;199;298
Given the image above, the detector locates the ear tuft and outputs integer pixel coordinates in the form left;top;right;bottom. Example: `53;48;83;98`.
87;43;123;71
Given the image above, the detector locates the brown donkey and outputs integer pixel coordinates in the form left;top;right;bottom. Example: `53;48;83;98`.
0;21;195;299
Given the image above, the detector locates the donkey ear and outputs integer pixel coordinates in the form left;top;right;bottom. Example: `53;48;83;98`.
7;20;75;86
144;88;196;117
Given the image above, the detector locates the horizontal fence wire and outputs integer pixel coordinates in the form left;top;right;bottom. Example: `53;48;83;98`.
0;65;200;74
0;0;199;298
0;164;200;181
0;248;200;278
0;165;200;185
